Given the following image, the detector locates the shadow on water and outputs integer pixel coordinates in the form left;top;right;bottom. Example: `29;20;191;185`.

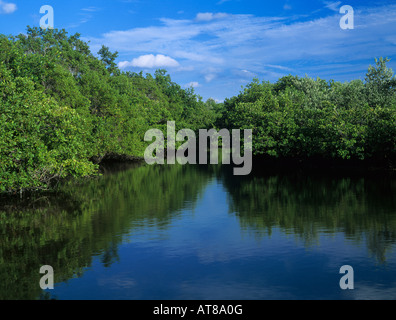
0;162;213;300
218;158;396;263
1;159;396;299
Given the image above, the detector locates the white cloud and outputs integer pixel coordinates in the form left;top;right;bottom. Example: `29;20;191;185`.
81;7;101;12
174;51;223;64
195;12;228;22
264;64;294;72
0;0;16;14
237;69;257;79
323;1;342;12
92;6;396;72
217;0;231;4
88;4;396;100
205;74;216;83
185;82;200;88
67;7;100;29
119;54;180;69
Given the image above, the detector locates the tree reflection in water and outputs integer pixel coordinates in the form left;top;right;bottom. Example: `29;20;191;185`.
1;161;395;299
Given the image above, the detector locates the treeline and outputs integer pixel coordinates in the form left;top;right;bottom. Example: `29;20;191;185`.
1;27;396;192
0;27;218;192
2;163;396;299
218;57;396;164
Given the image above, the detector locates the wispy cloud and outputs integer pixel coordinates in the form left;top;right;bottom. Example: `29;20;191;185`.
119;54;180;69
81;6;101;12
87;4;396;99
185;81;200;88
0;0;16;14
205;74;216;83
195;12;228;22
217;0;232;5
323;1;342;12
68;7;101;29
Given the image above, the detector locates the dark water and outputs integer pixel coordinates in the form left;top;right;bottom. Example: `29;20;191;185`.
1;162;396;300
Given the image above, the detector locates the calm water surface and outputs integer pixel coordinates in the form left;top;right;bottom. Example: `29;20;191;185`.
1;162;396;300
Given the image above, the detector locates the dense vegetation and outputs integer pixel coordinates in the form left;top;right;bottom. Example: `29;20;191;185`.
0;27;217;193
220;57;396;164
1;27;395;193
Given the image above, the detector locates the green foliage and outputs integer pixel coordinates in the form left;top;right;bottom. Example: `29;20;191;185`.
365;57;396;108
98;45;119;75
0;64;97;192
0;25;395;192
221;59;396;163
0;27;218;192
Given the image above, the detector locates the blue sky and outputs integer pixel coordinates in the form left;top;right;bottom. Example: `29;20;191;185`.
0;0;395;101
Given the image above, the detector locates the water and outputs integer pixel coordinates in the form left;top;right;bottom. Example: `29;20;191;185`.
1;162;396;300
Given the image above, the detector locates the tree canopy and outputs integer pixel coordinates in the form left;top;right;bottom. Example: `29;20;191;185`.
0;27;217;193
219;58;396;163
0;26;395;193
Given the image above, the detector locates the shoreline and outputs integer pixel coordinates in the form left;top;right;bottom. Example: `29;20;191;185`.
2;153;395;200
250;155;396;173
